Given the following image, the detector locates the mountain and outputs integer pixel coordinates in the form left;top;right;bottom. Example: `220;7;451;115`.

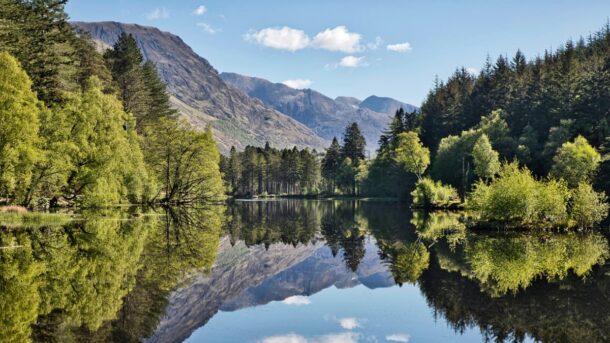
220;73;417;151
360;95;418;114
334;96;362;108
71;21;327;153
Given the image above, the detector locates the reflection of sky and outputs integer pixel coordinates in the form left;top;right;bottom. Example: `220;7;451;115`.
186;284;526;343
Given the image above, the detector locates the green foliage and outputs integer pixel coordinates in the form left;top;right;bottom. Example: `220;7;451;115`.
411;178;460;209
550;135;601;188
340;122;366;163
220;143;320;197
321;137;341;193
467;162;571;228
420;26;610;186
464;233;608;296
392;132;430;179
431;110;515;194
472;134;500;180
146;119;224;203
412;211;466;248
0;52;42;204
58;77;151;207
570;182;609;228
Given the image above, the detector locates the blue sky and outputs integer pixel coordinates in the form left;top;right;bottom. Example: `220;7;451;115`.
66;0;610;106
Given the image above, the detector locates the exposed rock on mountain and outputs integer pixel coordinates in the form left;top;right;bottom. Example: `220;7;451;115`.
72;21;327;153
221;74;381;150
221;72;418;150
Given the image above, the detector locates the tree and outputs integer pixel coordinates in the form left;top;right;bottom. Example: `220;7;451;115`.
58;77;151;207
570;182;608;228
472;134;500;180
104;33;151;133
321;137;341;192
141;61;177;122
145;119;224;203
0;0;74;104
392;132;430;180
341;123;366;164
0;52;42;204
550;135;601;188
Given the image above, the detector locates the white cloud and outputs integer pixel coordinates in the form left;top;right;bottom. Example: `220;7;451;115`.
338;56;366;68
338;317;361;330
193;5;207;15
386;334;410;342
466;67;479;75
367;36;383;50
312;26;362;53
245;27;310;52
258;333;359;343
146;7;169;20
196;22;221;35
386;42;412;52
281;295;312;305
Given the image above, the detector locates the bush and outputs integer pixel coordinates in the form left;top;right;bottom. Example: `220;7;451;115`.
411;177;460;209
467;162;571;228
570;182;609;228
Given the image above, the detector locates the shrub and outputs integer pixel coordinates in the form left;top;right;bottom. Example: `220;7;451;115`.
411;177;460;209
570;182;609;228
467;162;570;228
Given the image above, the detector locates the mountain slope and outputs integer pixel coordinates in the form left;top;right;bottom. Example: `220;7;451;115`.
221;72;418;150
360;95;418;114
72;21;327;153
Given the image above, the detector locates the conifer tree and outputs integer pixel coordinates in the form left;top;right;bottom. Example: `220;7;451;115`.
321;137;342;192
341;122;366;164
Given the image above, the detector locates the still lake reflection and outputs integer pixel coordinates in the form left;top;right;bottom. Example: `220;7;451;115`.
1;200;609;343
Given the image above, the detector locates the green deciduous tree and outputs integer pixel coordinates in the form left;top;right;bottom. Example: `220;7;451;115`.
145;119;224;203
550;135;601;188
472;134;500;180
0;52;42;204
392;132;430;180
570;182;608;228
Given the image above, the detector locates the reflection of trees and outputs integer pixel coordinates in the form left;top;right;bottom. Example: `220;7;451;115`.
226;200;320;248
0;210;151;343
438;233;609;297
377;240;429;285
412;211;465;249
0;206;225;343
82;205;224;343
319;201;366;272
420;254;610;343
0;231;44;343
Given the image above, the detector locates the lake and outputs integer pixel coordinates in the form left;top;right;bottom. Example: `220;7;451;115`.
1;200;609;343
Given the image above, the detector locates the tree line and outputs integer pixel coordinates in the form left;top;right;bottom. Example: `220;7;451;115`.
0;0;223;207
220;144;320;197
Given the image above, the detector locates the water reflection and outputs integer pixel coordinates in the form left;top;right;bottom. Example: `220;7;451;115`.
0;200;608;343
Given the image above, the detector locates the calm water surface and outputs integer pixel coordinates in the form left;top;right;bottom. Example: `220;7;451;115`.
1;200;609;343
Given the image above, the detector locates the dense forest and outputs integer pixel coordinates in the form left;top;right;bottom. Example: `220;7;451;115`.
223;24;610;228
0;0;224;208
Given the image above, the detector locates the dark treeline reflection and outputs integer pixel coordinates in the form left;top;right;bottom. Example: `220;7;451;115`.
2;201;609;343
225;200;610;342
0;206;224;343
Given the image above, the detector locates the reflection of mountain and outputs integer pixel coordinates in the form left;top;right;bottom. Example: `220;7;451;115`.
147;237;393;343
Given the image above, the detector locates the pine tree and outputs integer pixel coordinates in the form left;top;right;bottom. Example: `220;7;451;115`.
105;33;151;132
321;137;341;192
341;123;366;164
